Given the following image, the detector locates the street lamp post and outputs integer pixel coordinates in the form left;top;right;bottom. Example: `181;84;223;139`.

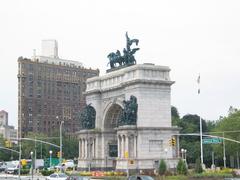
181;149;187;163
181;149;184;159
184;149;187;165
49;150;52;168
60;121;64;167
164;148;168;169
30;151;33;180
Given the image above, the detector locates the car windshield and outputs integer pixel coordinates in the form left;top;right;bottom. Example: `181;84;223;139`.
141;176;154;180
129;176;137;180
8;164;16;168
50;174;58;178
59;173;67;177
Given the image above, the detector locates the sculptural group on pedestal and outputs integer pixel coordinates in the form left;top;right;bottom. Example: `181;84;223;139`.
107;32;140;69
118;95;138;126
78;104;96;129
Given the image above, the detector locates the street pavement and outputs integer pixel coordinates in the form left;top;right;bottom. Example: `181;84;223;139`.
0;174;46;179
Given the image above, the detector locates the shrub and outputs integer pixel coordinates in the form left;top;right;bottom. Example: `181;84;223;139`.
41;170;55;176
194;158;203;173
176;159;187;175
21;169;30;175
159;159;167;175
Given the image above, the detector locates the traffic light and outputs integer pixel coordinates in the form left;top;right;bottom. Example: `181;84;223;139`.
5;140;12;148
171;137;176;146
169;137;176;146
57;151;60;158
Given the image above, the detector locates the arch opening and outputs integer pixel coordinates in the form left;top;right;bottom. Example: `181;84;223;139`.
104;104;123;130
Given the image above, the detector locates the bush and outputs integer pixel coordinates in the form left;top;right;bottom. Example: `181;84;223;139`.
176;159;187;175
159;159;167;175
21;169;30;175
41;170;54;176
192;172;233;178
194;158;203;173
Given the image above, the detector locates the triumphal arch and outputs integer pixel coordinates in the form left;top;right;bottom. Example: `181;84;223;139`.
77;33;180;171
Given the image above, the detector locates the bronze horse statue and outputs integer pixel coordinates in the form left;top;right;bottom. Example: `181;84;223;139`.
107;32;139;69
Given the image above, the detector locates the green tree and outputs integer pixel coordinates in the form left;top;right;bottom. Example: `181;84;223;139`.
212;108;240;167
19;131;79;160
176;114;214;167
179;114;207;163
159;159;167;175
49;131;78;159
171;106;180;126
195;158;203;173
176;159;187;175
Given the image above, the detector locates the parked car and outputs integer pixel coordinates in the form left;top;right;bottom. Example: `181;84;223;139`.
128;175;154;180
0;163;7;172
46;173;69;180
68;176;90;180
62;160;75;170
5;164;18;174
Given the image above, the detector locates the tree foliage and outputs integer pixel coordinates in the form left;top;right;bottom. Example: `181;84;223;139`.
171;106;215;167
212;108;240;167
195;158;203;173
159;159;167;175
177;159;187;175
171;106;180;126
20;132;78;160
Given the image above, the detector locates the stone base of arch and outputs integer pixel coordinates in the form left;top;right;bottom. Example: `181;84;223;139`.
115;125;180;171
77;126;180;171
77;129;118;171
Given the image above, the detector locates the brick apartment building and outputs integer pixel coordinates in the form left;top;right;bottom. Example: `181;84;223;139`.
18;40;99;137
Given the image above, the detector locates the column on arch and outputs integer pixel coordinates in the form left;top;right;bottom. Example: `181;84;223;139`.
134;135;137;158
121;135;125;158
125;135;129;158
92;138;95;158
82;139;85;158
79;139;82;158
85;139;88;158
117;135;121;158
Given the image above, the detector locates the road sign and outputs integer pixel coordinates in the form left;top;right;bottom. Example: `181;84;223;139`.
203;138;223;144
124;151;129;158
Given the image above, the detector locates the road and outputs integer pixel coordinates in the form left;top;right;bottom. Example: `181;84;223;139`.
0;174;46;180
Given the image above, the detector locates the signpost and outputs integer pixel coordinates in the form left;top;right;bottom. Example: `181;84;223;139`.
203;138;223;144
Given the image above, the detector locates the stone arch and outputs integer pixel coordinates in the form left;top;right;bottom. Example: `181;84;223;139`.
103;102;123;130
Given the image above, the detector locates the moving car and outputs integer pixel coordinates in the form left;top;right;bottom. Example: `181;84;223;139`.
46;173;69;180
128;175;154;180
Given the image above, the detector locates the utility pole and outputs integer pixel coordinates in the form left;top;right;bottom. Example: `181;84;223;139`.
60;121;64;168
30;151;33;180
237;152;239;169
211;151;215;168
197;73;204;166
200;116;204;165
18;61;22;180
223;132;226;168
34;136;36;173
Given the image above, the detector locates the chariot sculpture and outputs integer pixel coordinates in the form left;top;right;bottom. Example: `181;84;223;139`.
107;32;140;69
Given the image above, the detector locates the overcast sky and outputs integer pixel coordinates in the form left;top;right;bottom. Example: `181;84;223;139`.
0;0;240;127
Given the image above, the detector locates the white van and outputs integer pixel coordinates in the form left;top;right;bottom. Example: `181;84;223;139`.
62;160;75;169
